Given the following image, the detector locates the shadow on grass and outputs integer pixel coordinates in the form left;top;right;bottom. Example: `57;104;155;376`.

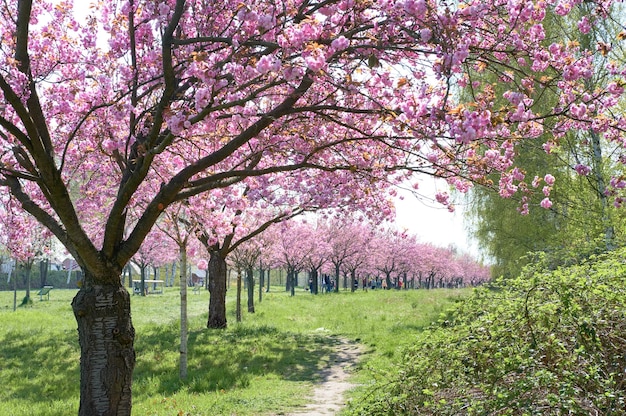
0;328;80;404
133;323;339;396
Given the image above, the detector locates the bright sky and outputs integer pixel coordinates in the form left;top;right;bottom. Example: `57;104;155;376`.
393;178;479;257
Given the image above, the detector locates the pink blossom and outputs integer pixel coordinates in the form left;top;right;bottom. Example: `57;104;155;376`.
544;174;555;185
403;0;427;16
542;141;555;154
102;139;118;153
607;82;625;95
610;177;626;189
574;164;592;176
158;3;170;17
578;16;592;34
435;192;449;205
304;49;327;72
256;54;281;74
330;36;350;52
540;197;553;209
570;103;587;118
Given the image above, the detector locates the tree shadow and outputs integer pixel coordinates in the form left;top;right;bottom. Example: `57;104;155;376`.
0;328;80;405
133;323;341;396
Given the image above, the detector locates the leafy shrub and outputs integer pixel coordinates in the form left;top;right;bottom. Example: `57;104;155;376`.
348;249;626;415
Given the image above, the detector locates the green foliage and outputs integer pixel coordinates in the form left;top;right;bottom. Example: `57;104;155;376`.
347;249;626;415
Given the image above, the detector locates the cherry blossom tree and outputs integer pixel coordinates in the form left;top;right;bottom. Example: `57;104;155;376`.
155;203;199;379
194;187;305;328
275;221;314;296
130;227;176;296
0;195;51;306
1;0;625;414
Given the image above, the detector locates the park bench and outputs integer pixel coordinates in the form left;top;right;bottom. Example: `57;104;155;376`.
132;280;164;295
37;285;53;301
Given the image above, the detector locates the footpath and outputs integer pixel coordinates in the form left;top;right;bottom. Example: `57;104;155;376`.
286;337;363;416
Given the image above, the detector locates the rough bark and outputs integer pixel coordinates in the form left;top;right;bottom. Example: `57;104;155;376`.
207;250;227;328
72;280;135;416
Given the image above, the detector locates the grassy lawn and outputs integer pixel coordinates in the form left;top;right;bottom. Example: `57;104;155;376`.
0;285;468;415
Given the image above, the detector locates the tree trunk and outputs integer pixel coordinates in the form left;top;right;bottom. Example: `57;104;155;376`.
72;279;135;416
12;265;17;312
179;248;188;379
24;260;32;304
140;264;146;296
207;250;227;329
351;270;357;292
126;264;133;289
170;262;177;287
311;268;319;294
40;259;48;287
590;130;615;250
334;263;340;293
246;267;255;313
258;265;264;303
266;267;271;292
236;269;242;322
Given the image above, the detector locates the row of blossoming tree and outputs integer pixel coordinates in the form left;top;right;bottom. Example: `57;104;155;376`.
1;0;625;413
232;219;491;296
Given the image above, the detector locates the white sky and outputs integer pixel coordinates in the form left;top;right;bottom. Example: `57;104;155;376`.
393;177;479;257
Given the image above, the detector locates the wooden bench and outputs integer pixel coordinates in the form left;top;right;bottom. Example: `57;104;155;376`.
37;286;53;301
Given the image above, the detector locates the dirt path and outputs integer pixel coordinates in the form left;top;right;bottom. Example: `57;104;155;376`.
285;337;362;416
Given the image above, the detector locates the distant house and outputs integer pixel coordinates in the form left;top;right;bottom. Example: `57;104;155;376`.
191;269;206;286
62;258;81;272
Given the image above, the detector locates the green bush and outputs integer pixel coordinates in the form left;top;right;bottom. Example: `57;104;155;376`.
348;249;626;415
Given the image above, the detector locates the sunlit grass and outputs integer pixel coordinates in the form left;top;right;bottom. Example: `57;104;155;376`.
0;285;468;415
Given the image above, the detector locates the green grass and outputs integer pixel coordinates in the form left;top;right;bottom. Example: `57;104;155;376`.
0;285;468;415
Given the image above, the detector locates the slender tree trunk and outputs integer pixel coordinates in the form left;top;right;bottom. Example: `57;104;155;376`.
170;262;177;287
246;267;255;313
290;270;296;297
311;268;319;294
236;269;242;322
126;264;133;289
258;265;264;303
140;264;146;296
351;270;357;293
207;249;227;329
590;130;615;250
12;265;17;312
71;277;135;416
24;261;32;304
179;248;188;379
40;259;48;287
334;263;340;293
266;267;271;292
